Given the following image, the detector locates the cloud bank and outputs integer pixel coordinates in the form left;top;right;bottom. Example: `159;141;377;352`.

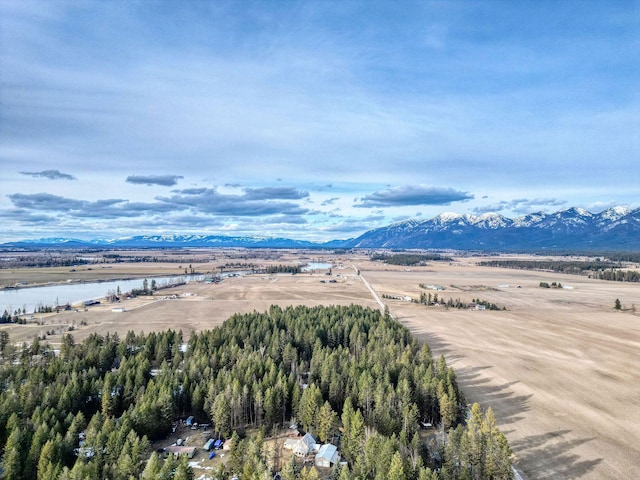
126;175;184;187
356;185;474;208
20;170;76;180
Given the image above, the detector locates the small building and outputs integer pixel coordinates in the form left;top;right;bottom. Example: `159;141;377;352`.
74;446;95;458
165;446;197;459
315;443;340;468
294;432;316;457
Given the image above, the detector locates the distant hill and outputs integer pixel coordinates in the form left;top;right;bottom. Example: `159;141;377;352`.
3;206;640;252
1;234;318;250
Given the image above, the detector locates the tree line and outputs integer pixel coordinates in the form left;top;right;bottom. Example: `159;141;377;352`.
372;253;452;266
417;292;503;311
480;260;640;283
0;304;513;479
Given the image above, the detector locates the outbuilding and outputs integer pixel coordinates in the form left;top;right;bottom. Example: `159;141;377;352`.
164;446;197;459
315;443;340;468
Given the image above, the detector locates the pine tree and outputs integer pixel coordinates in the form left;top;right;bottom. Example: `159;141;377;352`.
281;455;298;480
417;467;439;480
343;408;365;464
338;464;351;480
298;384;322;433
317;401;338;443
141;452;162;480
387;451;407;480
37;439;62;480
3;426;24;480
174;455;194;480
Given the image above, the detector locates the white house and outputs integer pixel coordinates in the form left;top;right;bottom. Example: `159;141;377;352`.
294;432;316;457
315;443;340;468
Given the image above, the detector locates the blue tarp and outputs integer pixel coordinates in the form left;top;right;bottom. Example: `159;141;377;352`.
209;451;216;460
214;439;223;449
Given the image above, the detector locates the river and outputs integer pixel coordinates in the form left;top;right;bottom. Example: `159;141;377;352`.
1;275;203;315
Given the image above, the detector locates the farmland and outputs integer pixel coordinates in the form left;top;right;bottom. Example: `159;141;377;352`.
1;250;639;479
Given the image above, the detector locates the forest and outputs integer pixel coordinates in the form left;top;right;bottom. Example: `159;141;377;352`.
0;305;513;479
371;254;452;266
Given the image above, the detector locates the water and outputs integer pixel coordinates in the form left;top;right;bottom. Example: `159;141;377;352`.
302;262;333;271
1;275;202;315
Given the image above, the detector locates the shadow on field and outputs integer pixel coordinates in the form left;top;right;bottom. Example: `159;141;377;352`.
510;430;602;479
455;365;531;425
420;331;466;362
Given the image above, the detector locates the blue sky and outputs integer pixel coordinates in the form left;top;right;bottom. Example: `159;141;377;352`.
1;1;638;242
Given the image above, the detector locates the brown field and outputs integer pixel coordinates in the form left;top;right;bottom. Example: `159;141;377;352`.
2;251;639;479
361;259;640;480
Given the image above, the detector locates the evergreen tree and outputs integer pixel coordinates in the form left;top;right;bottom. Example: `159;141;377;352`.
281;455;298;480
141;452;162;480
3;426;24;480
174;455;194;480
211;393;232;438
37;438;62;480
298;384;322;433
317;401;338;443
387;451;407;480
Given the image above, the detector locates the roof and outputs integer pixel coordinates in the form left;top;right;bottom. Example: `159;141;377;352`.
294;432;316;455
316;443;338;461
299;432;316;447
165;446;197;457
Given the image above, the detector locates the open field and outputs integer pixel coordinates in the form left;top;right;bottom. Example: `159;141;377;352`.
0;248;341;288
2;251;639;479
361;259;640;480
1;264;376;345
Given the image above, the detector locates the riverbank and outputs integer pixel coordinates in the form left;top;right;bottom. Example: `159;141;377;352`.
0;259;218;292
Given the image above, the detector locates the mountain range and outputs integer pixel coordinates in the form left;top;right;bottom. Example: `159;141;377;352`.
341;206;640;251
3;207;640;252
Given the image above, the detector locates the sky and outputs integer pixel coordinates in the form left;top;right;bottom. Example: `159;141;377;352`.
1;1;638;242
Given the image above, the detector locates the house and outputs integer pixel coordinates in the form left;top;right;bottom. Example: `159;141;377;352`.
315;443;340;468
164;446;197;459
283;438;299;450
294;432;316;457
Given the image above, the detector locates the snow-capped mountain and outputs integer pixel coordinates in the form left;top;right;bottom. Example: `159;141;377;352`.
3;207;639;251
342;207;640;251
2;234;317;249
